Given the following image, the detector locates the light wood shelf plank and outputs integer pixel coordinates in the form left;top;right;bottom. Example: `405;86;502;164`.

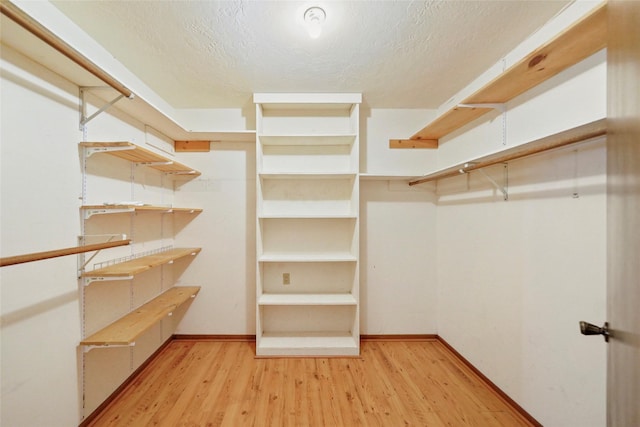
407;3;607;143
81;204;202;214
82;247;201;277
409;119;606;186
80;142;201;176
80;286;200;346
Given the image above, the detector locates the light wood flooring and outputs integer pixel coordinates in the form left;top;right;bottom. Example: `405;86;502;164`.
86;339;536;426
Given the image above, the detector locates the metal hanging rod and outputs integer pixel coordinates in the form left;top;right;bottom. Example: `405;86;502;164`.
0;1;134;100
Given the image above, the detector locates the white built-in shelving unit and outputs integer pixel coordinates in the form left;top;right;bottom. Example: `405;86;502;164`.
254;93;361;356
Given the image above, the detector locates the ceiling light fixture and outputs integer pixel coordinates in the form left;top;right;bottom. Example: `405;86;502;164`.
303;6;326;39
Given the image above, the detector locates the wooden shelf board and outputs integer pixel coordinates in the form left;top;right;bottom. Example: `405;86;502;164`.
83;247;201;277
258;293;357;306
409;118;606;186
80;142;201;176
410;2;607;142
81;205;202;214
80;286;200;346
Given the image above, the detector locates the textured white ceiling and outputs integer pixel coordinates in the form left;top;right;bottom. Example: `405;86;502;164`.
51;0;570;109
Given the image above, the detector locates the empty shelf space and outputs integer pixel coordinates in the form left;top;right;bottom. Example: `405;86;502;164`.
82;247;201;277
257;332;359;357
258;293;357;306
406;3;606;143
80;142;201;176
80;286;201;346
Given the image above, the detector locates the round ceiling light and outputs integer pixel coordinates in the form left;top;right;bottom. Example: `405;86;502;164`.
303;6;326;39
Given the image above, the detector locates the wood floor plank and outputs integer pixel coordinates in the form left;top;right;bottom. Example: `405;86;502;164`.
85;340;538;427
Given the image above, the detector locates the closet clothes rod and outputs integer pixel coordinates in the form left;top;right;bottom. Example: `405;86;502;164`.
408;118;607;186
0;239;131;267
0;1;134;99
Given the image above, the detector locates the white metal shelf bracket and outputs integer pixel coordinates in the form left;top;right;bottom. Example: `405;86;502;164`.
85;145;135;158
79;86;125;129
83;276;134;286
477;164;508;201
83;342;135;353
83;208;135;220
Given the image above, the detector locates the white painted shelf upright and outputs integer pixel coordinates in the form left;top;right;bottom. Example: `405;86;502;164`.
254;93;361;356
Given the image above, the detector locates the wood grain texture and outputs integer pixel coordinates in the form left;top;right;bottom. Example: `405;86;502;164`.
82;247;201;277
81;287;200;346
410;2;607;142
175;140;211;152
389;139;438;149
84;340;539;426
80;142;201;175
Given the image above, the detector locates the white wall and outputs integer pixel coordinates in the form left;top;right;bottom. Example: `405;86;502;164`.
434;48;607;427
1;44;83;427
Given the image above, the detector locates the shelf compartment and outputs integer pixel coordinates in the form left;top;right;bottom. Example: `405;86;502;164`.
82;247;201;278
80;286;200;346
259;218;357;259
407;3;607;143
80;142;201;176
259;176;357;217
258;293;357;306
260;143;356;174
257;332;359;357
260;261;356;294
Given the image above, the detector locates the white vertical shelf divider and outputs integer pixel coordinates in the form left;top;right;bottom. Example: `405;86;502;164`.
254;93;361;356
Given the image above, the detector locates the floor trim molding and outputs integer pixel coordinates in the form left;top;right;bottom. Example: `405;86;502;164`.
436;336;543;427
78;336;175;427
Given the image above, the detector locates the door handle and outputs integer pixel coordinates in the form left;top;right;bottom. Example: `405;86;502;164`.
579;321;610;342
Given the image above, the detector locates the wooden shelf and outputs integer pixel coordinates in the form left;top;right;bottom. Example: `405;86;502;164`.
409;119;606;186
80;142;201;176
258;293;357;306
82;247;201;277
81;204;202;218
404;3;607;144
80;286;200;346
